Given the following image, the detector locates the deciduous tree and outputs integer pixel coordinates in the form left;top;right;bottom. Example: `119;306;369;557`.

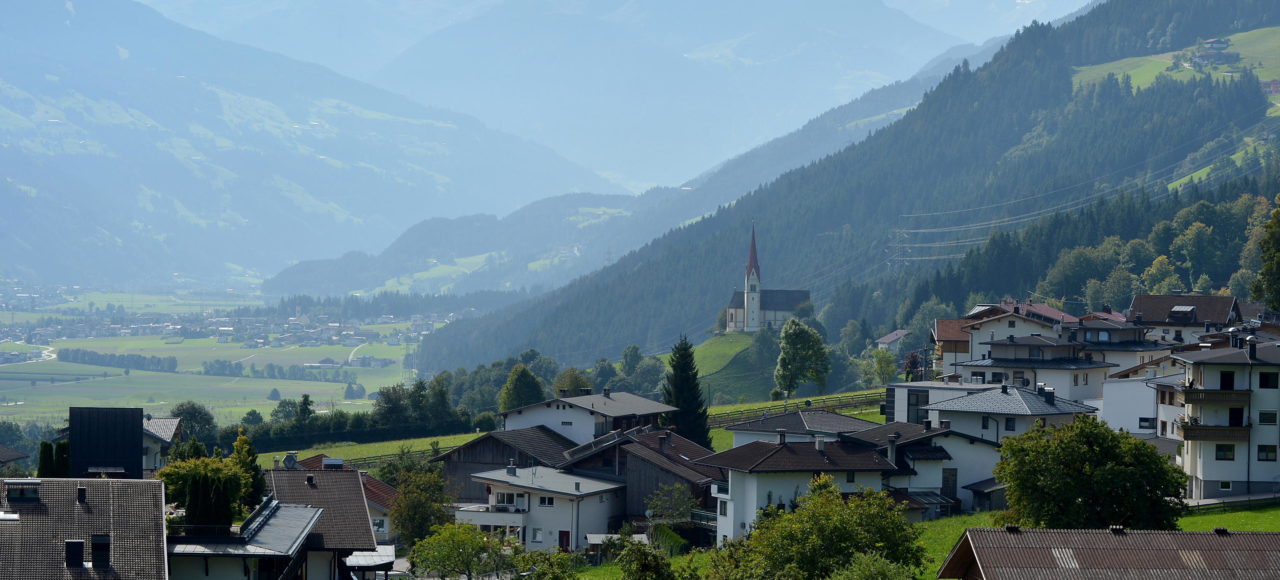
156;457;247;535
409;522;515;580
621;345;643;377
390;470;454;547
775;319;830;396
230;429;266;509
499;364;544;412
170;400;217;443
994;415;1187;529
552;368;593;397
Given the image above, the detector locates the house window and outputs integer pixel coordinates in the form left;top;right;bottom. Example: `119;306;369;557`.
750;284;757;292
561;421;573;426
371;518;388;533
1160;420;1168;436
1073;374;1080;387
1262;373;1279;389
1260;445;1278;462
846;471;856;483
1261;411;1278;425
1029;347;1043;358
1138;417;1156;430
539;496;555;507
719;500;727;516
1098;331;1110;342
1216;444;1236;461
1004;417;1016;432
1008;320;1016;328
982;416;991;430
532;528;544;542
1221;371;1236;390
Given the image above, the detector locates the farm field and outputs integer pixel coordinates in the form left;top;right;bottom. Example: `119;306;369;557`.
0;360;360;424
256;431;483;468
45;291;263;314
1073;26;1280;90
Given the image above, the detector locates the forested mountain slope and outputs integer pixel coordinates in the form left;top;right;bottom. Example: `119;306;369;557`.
414;0;1279;372
0;0;620;287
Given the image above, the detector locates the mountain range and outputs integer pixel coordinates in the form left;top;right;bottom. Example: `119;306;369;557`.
0;0;621;287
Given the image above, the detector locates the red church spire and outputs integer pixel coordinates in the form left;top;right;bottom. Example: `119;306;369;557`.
745;225;761;282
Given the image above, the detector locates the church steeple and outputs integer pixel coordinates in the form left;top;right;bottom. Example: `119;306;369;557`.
745;225;761;283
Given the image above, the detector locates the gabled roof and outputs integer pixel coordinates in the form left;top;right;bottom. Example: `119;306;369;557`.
625;430;723;483
695;440;893;473
933;319;969;343
266;469;375;552
980;335;1080;347
0;444;27;464
938;527;1280;579
292;455;400;511
143;416;182;444
876;329;911;345
472;467;623;497
961;311;1058;332
966;301;1078;324
725;410;879;436
842;421;998;449
1173;342;1280;366
1129;294;1239;325
432;426;578;467
499;392;676;420
923;386;1097;416
727;289;812;311
954;358;1117;370
0;478;167;580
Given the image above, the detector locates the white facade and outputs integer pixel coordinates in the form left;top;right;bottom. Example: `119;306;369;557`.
712;469;882;545
927;408;1078;444
961;315;1056;364
1177;356;1280;499
882;436;1001;511
1098;374;1184;437
884;381;990;424
457;470;624;552
502;403;604;445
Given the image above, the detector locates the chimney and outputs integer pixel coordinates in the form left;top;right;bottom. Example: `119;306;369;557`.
658;434;669;452
1103;304;1112;314
603;386;611;398
815;437;825;452
76;487;86;504
1001;384;1008;394
923;420;932;431
887;432;901;464
506;459;517;477
574;482;581;492
776;428;787;445
1109;525;1125;535
1248;336;1258;360
558;388;569;398
939;419;951;430
273;458;280;469
1043;388;1056;406
1134;313;1143;324
305;474;315;487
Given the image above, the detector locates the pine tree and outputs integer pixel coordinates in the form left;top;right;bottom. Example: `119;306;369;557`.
661;336;711;449
498;364;545;412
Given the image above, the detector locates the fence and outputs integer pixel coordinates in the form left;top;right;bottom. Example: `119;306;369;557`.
706;390;885;428
1186;494;1280;513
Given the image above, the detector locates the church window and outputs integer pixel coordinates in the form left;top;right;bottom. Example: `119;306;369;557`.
750;284;757;292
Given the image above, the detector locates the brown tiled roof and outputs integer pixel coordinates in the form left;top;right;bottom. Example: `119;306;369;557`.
695;440;893;473
266;469;375;552
0;444;27;464
626;431;724;483
0;478;167;579
1129;294;1239;325
939;527;1280;579
291;455;399;511
933;319;969;343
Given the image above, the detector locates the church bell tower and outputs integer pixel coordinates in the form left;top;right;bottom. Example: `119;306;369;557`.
744;226;762;332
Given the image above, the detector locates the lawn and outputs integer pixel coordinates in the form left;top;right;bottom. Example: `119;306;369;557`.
659;333;753;376
256;431;483;468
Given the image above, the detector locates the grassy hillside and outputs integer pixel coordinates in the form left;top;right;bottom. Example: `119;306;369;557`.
657;333;752;377
255;431;482;468
1074;26;1280;90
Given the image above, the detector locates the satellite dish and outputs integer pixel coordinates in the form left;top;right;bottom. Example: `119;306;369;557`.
644;509;653;519
282;454;298;470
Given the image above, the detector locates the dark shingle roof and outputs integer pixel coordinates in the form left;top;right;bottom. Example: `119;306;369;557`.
922;387;1096;416
266;469;375;552
902;445;951;461
626;430;724;483
291;455;400;510
1129;294;1239;325
876;329;911;344
431;426;578;467
954;358;1117;370
725;410;879;435
0;478;167;579
0;444;27;464
1173;342;1280;366
727;289;812;311
980;335;1080;347
696;440;893;473
500;392;676;419
840;422;998;450
939;527;1280;579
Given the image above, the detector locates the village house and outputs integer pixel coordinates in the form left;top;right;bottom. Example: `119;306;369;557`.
842;421;1002;515
939;527;1280;579
295;454;400;545
55;408;183;478
922;384;1098;444
953;334;1116;401
874;329;911;355
883;379;992;425
1099;371;1186;441
266;469;377;579
696;435;893;545
431;425;577;503
0;444;28;468
0;478;168;579
724;409;879;446
499;390;676;446
724;227;810;332
456;465;624;552
168;497;323;580
1172;336;1280;499
1127;294;1242;345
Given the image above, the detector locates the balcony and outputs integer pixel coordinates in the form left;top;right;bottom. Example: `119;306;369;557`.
454;505;527;528
711;481;730;498
1176;419;1251;442
690;509;717;529
1178;389;1252;406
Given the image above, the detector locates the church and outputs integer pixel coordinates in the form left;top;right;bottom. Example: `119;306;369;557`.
724;227;811;332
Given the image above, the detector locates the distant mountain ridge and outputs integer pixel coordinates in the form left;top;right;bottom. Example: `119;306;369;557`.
412;0;1279;371
0;0;622;287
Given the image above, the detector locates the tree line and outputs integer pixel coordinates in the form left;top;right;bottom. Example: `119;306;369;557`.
56;348;178;372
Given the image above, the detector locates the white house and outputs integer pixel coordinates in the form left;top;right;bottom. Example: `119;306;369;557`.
1066;319;1171;372
922;384;1097;444
724;409;879;447
724;226;810;332
456;466;624;552
1098;372;1185;440
1128;294;1241;344
952;334;1116;401
1172;337;1280;499
883;380;993;425
843;422;1002;514
696;435;893;545
500;391;676;445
